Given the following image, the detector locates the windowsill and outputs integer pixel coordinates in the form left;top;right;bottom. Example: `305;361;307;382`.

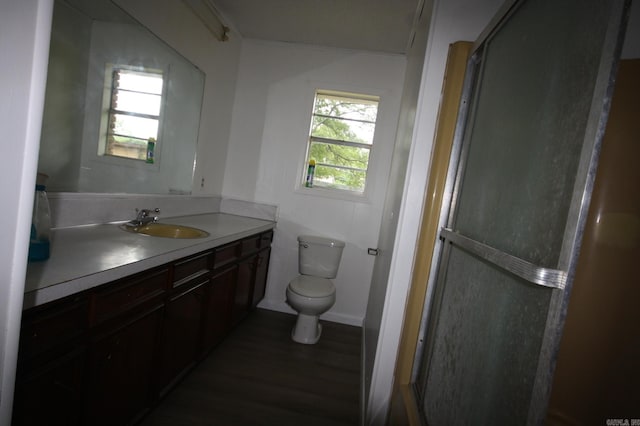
91;152;161;172
294;184;372;203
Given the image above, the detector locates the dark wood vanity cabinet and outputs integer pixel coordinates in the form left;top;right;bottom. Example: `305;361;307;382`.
252;247;271;309
85;303;164;425
234;248;271;324
13;295;87;426
202;264;237;352
14;346;85;426
234;231;273;325
13;230;273;426
235;255;255;325
85;267;168;425
158;252;211;395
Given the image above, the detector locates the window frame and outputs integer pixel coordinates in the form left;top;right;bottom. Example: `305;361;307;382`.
97;64;166;164
301;90;380;197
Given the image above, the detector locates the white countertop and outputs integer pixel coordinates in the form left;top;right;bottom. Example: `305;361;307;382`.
24;213;275;309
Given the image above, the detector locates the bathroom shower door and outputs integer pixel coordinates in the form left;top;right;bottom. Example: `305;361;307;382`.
414;0;629;424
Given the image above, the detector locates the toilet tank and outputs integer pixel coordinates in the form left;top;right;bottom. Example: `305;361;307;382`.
298;235;345;278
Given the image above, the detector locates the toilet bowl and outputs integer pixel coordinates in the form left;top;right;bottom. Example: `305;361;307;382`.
286;276;336;344
286;235;344;344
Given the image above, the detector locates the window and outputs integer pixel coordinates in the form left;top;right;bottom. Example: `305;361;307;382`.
100;67;164;161
304;90;379;193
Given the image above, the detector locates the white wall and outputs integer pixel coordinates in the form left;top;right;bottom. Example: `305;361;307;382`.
363;0;434;420
115;0;243;197
223;40;406;325
364;0;504;423
0;0;53;423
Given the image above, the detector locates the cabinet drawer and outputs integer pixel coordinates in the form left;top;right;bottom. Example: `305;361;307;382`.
20;296;87;359
173;252;211;285
213;242;240;269
240;235;260;256
91;268;168;324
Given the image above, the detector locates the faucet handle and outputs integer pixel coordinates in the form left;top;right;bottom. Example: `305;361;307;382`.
135;208;160;220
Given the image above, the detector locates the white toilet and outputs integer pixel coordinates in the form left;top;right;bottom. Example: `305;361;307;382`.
286;235;345;344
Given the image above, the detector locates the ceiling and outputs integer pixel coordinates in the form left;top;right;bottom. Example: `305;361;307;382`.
211;0;422;54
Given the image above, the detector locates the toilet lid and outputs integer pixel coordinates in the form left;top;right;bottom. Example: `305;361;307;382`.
289;276;335;297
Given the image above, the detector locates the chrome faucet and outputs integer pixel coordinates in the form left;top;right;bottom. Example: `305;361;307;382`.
126;208;160;227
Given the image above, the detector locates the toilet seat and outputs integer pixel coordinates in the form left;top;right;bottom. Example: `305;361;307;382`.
289;275;335;298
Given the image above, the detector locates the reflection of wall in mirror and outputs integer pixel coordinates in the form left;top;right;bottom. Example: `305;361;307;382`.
39;2;90;192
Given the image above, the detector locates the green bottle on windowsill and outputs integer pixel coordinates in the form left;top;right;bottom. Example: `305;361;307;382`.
146;137;156;164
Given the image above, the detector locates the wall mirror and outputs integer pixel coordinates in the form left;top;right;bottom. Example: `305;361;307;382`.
38;0;205;194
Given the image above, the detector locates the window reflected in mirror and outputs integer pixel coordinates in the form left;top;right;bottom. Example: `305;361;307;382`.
99;66;164;162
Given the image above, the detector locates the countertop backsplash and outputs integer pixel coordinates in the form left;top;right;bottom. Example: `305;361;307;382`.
47;193;278;228
220;198;278;222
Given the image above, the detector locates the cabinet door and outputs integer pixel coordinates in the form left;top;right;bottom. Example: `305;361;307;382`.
251;247;271;309
202;264;237;352
13;346;85;426
233;255;256;326
158;278;207;395
85;304;163;426
13;295;88;426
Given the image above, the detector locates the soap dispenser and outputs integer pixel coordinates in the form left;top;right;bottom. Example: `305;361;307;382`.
28;173;51;261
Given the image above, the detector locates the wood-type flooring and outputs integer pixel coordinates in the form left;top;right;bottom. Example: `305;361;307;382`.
140;309;361;426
